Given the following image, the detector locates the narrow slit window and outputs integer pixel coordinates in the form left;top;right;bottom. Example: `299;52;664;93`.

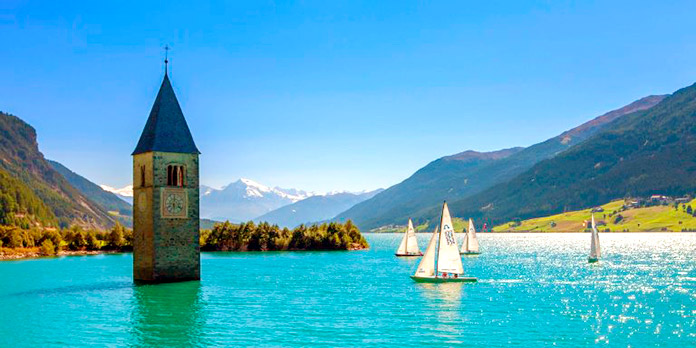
140;165;146;187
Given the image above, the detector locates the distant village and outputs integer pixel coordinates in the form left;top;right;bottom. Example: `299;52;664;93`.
591;194;692;214
586;194;695;229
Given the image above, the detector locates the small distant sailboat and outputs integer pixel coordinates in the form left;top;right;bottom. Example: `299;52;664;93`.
411;202;477;283
395;218;422;256
460;218;480;255
588;214;601;263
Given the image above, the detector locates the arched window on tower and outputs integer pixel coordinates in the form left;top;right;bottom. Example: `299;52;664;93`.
167;165;186;187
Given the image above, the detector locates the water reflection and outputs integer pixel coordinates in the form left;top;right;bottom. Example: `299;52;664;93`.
416;283;467;342
418;282;464;305
130;281;205;347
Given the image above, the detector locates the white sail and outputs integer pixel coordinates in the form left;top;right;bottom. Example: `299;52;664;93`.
414;226;438;277
461;218;480;253
406;219;420;254
589;214;601;260
396;218;421;254
595;226;601;258
437;202;464;274
396;227;408;255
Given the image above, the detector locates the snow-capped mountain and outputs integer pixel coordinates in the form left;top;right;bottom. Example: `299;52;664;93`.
255;189;384;228
222;178;313;201
100;184;134;204
200;178;315;222
101;178;374;224
200;185;217;196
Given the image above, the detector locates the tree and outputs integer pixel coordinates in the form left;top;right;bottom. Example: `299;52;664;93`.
40;239;56;256
86;231;99;250
66;226;87;250
41;229;63;253
8;228;24;248
107;223;125;249
203;220;368;251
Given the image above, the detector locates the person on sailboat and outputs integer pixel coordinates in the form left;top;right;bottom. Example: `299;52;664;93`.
410;202;477;283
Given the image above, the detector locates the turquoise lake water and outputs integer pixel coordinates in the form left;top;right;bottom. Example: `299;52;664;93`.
1;233;695;347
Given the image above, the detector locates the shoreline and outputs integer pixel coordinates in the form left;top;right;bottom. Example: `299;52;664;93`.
0;245;369;261
0;248;125;261
367;231;696;234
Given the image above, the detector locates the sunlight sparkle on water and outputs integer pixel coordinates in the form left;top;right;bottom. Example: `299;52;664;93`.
0;233;694;347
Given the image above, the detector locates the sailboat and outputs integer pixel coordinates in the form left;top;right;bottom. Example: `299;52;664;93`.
588;214;601;263
411;202;477;283
395;218;422;256
460;218;480;255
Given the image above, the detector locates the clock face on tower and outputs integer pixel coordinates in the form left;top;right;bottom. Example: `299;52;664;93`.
161;188;187;218
166;194;184;214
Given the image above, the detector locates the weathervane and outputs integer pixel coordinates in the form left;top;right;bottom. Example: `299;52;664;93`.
164;45;170;75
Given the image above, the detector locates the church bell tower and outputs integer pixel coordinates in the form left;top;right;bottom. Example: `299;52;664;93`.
132;63;201;283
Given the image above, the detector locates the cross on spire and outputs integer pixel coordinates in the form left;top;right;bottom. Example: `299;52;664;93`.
164;45;170;75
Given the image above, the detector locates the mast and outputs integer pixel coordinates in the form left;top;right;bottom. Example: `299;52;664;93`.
589;214;600;260
434;202;446;277
437;202;465;274
405;219;408;252
464;225;469;251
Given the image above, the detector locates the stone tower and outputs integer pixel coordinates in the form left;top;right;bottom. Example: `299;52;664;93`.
132;70;201;283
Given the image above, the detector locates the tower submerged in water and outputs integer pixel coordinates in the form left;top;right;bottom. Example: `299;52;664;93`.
132;65;201;283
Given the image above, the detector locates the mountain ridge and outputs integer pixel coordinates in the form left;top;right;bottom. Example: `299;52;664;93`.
255;189;383;228
336;94;667;230
49;160;132;215
0;112;115;229
201;178;317;222
446;84;695;225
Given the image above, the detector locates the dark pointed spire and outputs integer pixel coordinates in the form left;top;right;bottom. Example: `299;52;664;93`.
132;73;200;155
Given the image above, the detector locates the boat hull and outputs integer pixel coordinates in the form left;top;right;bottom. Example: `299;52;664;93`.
410;275;477;283
460;251;480;255
588;257;599;263
395;252;423;257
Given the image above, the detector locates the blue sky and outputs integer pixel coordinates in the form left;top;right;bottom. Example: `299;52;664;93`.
2;1;696;192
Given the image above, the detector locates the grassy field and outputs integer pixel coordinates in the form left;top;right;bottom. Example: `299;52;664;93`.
415;218;467;232
492;199;696;232
372;217;468;233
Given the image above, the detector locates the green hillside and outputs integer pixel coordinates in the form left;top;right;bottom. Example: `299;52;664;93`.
339;95;665;230
493;199;696;232
0;112;114;229
0;167;57;227
336;148;523;230
448;82;696;226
